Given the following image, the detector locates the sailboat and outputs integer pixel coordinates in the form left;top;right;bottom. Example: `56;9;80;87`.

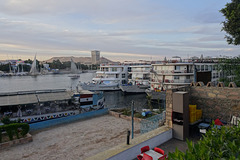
68;58;80;79
29;55;39;76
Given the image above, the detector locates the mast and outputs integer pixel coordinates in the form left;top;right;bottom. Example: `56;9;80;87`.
9;62;12;73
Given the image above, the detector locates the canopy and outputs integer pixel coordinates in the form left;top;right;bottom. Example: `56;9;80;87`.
0;94;38;107
37;92;71;102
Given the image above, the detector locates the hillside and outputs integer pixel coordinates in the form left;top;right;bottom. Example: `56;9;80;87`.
44;56;113;64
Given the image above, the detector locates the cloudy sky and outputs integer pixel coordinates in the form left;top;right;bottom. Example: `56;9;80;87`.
0;0;238;61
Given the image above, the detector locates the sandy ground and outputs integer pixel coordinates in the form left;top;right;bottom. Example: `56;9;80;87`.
0;115;140;160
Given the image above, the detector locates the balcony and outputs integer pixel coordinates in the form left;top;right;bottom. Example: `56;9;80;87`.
130;69;151;72
164;79;192;83
150;70;193;75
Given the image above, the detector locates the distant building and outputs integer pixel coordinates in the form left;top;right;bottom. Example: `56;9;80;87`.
91;50;100;65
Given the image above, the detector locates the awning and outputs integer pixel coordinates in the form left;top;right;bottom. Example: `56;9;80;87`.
37;92;71;102
0;94;38;107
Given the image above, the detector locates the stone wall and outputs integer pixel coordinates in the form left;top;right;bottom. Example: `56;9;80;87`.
165;87;190;128
165;86;240;128
189;86;240;122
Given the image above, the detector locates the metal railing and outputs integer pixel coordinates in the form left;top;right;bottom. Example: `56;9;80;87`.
150;79;192;83
151;70;193;74
140;111;166;134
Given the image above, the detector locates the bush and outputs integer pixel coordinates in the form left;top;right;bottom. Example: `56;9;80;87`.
0;126;2;143
1;116;21;125
168;124;240;160
0;123;30;142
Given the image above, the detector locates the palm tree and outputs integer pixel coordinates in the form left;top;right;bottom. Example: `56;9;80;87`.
146;95;153;111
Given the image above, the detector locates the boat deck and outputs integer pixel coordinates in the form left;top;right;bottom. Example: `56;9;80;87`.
120;85;149;94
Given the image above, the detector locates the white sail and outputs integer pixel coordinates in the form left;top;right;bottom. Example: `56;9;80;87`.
29;55;39;76
70;58;78;74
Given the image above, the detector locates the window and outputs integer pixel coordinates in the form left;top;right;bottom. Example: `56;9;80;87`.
174;76;180;80
175;66;180;70
122;80;126;84
213;65;216;70
122;74;125;78
105;68;109;72
186;75;190;79
205;65;208;71
112;68;117;72
128;67;131;72
196;65;200;71
116;74;119;78
213;73;216;78
209;65;212;71
201;65;204;71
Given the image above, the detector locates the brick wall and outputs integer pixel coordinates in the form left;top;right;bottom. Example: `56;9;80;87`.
189;86;240;122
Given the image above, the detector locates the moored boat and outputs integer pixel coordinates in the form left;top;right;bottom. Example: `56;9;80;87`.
0;89;104;124
80;63;129;91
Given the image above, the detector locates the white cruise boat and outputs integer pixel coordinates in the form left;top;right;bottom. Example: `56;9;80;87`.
80;64;129;91
119;65;151;94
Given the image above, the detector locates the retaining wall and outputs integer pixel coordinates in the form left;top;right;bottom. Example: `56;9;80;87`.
29;108;108;132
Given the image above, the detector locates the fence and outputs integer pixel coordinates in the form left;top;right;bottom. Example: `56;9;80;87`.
140;111;166;134
29;108;108;132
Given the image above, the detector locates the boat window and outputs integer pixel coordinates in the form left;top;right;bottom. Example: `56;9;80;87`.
116;74;119;78
205;65;208;71
112;68;117;72
186;75;190;79
174;76;180;80
175;66;180;70
122;74;125;78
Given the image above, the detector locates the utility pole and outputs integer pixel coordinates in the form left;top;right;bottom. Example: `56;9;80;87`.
131;100;134;139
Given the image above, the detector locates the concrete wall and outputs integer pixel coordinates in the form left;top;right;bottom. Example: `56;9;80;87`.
189;86;240;121
29;108;108;132
108;128;172;160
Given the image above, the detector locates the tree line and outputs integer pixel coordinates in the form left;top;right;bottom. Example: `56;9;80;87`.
0;59;99;72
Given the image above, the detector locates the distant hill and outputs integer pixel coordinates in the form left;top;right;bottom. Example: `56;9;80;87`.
44;56;113;64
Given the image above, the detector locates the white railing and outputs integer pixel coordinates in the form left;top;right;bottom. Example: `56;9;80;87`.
151;70;193;74
150;79;192;83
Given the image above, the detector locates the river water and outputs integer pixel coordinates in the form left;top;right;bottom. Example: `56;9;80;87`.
0;73;147;110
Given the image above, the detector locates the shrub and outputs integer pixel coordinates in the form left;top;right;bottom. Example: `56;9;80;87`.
1;116;21;125
0;123;30;142
0;126;2;143
1;116;11;125
168;124;240;160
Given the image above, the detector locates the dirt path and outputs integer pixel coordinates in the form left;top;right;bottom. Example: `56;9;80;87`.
0;115;140;160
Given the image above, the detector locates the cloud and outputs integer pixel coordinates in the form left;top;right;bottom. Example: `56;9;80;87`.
0;0;238;62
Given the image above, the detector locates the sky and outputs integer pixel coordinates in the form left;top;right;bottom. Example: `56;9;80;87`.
0;0;238;62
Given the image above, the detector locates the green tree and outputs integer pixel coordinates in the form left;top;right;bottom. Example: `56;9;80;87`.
220;0;240;45
0;64;10;72
169;124;240;160
218;56;240;86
